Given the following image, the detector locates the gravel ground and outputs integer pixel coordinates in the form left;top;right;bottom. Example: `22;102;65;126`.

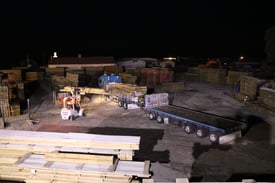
4;78;275;182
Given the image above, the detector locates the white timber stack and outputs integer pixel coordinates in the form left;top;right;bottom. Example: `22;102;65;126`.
0;129;151;182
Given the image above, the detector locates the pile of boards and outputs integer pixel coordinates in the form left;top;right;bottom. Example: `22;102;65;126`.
110;83;148;97
0;129;151;183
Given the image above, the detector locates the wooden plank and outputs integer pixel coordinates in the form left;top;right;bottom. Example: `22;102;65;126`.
0;143;134;157
15;154;150;178
143;160;151;177
45;152;114;165
108;158;119;172
0;130;140;150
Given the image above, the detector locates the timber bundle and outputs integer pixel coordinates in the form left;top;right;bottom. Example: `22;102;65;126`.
0;129;151;183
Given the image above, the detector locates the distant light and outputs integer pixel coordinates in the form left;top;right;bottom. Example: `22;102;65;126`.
53;52;58;58
163;57;176;61
240;56;244;61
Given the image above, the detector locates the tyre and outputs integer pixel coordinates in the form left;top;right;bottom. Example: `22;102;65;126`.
123;102;128;110
196;128;208;138
69;115;73;121
209;133;220;144
156;115;163;123
148;112;156;120
184;125;195;134
118;100;123;107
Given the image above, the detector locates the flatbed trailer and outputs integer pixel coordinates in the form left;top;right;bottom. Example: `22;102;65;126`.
144;105;247;144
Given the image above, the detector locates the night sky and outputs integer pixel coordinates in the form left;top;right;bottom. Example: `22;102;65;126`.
1;1;275;68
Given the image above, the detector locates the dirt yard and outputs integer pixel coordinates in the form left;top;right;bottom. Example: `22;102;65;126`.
4;78;275;182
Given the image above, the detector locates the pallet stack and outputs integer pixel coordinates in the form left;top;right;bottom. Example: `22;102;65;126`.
154;82;185;93
226;70;253;87
0;130;151;183
257;81;275;111
66;72;79;86
111;83;147;97
120;73;138;84
239;75;265;100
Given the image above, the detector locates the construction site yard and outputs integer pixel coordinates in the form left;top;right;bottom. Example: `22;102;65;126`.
4;78;275;182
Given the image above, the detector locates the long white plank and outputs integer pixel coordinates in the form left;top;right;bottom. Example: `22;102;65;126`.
0;130;140;150
0;143;134;156
17;154;151;178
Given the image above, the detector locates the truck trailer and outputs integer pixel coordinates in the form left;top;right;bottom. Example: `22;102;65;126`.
142;93;247;144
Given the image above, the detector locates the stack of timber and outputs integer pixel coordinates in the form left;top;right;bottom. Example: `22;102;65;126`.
51;75;70;90
120;73;138;84
104;66;124;74
257;81;275;111
154;82;185;93
182;67;200;81
59;86;108;96
238;75;265;101
66;72;79;86
9;103;20;116
111;83;147;96
126;68;142;77
226;70;253;87
0;99;10;118
203;68;226;84
45;68;65;77
0;84;9;99
26;72;40;81
0;69;22;81
0;130;151;183
140;68;174;87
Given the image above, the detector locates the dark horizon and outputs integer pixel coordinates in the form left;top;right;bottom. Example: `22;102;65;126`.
1;1;275;68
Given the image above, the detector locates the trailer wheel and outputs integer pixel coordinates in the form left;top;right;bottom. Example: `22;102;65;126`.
148;112;156;120
118;100;123;107
69;115;73;121
123;102;128;110
156;115;163;123
184;125;195;134
209;133;220;144
196;128;208;138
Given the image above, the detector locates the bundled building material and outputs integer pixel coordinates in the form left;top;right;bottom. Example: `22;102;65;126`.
226;70;253;87
0;84;9;99
239;76;265;100
0;130;140;150
120;73;137;84
0;69;22;81
26;72;41;81
111;83;147;96
140;68;174;87
257;81;275;110
154;82;185;93
45;67;65;76
104;66;124;74
0;130;151;183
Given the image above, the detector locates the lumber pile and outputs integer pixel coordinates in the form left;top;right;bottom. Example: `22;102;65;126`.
257;81;275;110
104;66;124;74
239;76;265;100
140;68;174;87
154;82;185;93
120;73;138;84
226;70;253;87
203;68;226;84
0;69;22;81
111;83;147;96
0;130;151;183
59;86;108;95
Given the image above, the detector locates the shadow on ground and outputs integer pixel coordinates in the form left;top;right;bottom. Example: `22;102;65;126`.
38;125;169;163
190;114;275;182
